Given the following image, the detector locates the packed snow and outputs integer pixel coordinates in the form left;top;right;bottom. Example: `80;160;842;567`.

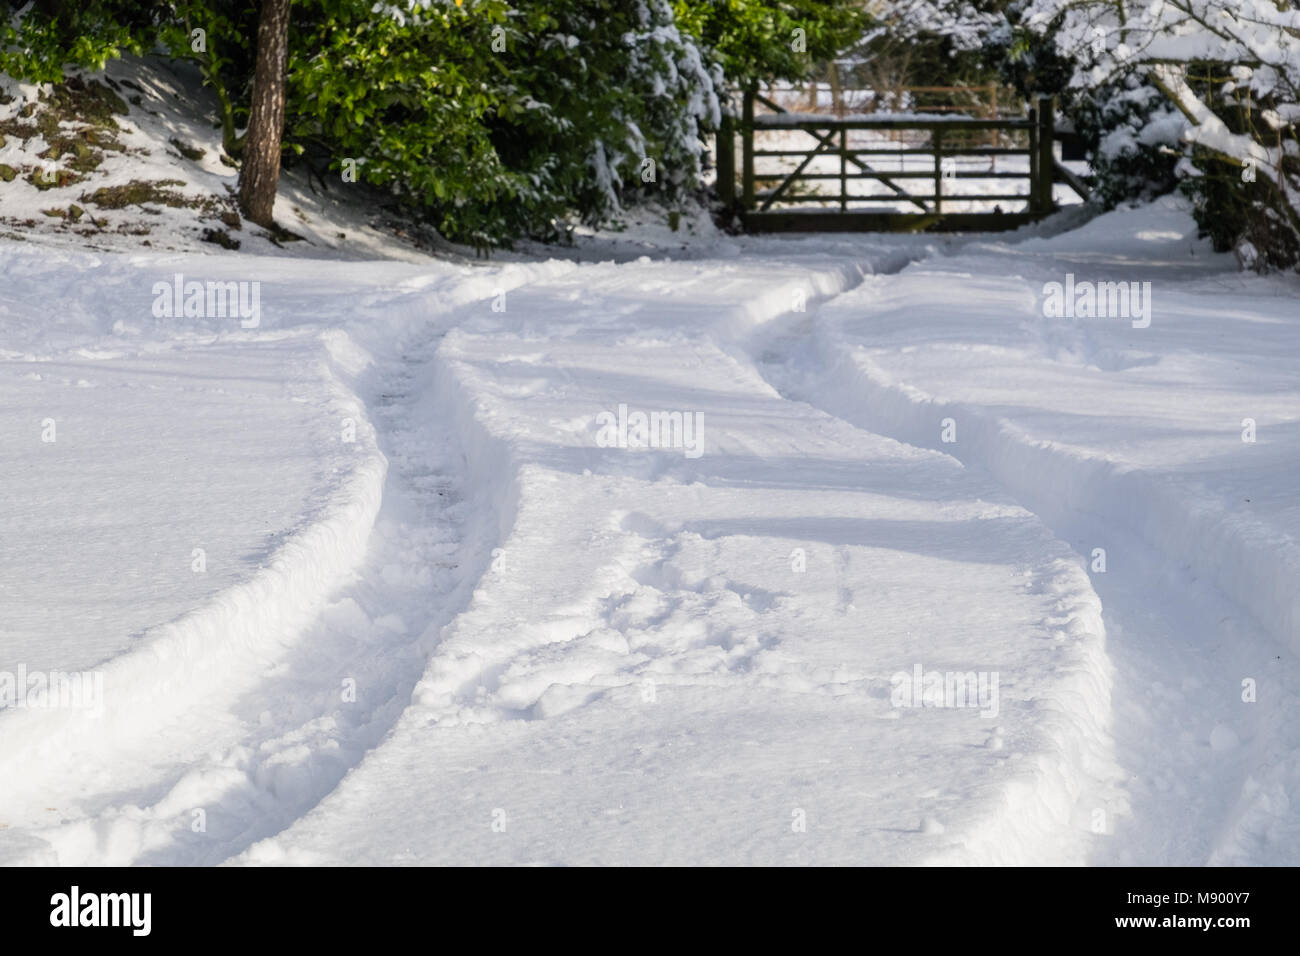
2;186;1297;865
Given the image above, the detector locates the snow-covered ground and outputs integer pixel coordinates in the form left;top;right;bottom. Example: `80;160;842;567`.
2;188;1297;865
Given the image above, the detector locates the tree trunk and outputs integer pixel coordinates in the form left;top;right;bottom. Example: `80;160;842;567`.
238;0;291;228
828;61;843;116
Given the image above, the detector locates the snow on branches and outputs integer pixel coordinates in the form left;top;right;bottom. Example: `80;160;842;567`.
1025;0;1300;267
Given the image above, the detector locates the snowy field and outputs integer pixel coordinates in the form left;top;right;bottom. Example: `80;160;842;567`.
2;190;1297;866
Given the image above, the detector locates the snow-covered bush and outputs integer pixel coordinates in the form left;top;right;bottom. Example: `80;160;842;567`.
1069;76;1183;208
1023;0;1300;270
289;0;723;247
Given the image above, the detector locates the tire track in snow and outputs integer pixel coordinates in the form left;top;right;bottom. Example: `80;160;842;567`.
742;285;1300;864
0;332;388;862
0;265;574;865
236;250;1126;865
6;330;473;865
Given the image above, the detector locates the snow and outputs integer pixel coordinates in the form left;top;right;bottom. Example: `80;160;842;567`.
225;251;1122;866
747;195;1300;864
0;341;356;675
3;106;1299;864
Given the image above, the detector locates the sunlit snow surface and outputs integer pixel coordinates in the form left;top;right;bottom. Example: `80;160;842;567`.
1;196;1297;865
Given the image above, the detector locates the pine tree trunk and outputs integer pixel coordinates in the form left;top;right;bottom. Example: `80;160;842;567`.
238;0;291;228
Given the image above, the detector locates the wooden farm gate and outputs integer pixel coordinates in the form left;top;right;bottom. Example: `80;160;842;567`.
715;92;1090;233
